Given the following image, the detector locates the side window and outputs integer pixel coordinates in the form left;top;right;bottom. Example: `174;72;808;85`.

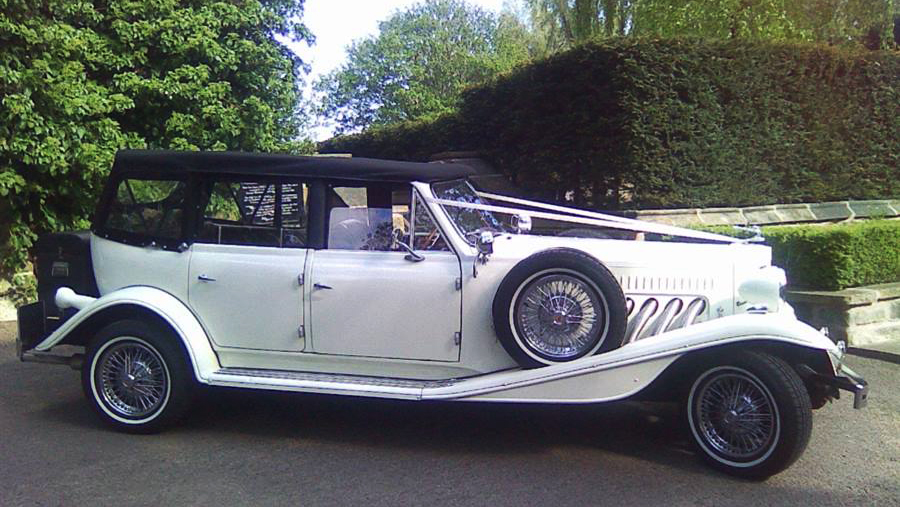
327;184;409;251
106;178;186;239
198;179;308;248
412;192;449;251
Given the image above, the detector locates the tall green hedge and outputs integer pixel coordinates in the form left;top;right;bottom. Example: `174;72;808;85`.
321;39;899;210
763;220;900;291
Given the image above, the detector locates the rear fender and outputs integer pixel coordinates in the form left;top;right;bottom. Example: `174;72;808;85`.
34;286;219;383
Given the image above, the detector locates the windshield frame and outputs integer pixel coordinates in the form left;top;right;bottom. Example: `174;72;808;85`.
430;179;510;244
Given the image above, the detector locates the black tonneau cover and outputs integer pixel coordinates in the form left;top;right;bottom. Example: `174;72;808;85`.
111;150;476;183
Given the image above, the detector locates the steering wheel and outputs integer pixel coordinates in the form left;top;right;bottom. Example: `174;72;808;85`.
421;227;440;250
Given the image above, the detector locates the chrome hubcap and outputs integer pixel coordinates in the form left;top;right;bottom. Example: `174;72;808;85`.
96;341;168;418
695;371;776;460
515;273;606;359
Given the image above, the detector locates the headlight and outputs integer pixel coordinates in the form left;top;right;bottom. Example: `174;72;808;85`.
737;267;786;313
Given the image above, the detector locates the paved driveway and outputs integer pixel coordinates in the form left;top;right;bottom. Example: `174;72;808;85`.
1;322;897;506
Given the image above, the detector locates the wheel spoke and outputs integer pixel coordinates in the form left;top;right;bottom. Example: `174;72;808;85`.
694;369;777;461
516;273;607;359
95;340;168;419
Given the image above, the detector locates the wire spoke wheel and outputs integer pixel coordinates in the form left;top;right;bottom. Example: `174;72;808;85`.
693;369;778;462
95;340;169;419
515;273;607;359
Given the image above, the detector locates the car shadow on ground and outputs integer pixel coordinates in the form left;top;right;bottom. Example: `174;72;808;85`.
181;386;707;473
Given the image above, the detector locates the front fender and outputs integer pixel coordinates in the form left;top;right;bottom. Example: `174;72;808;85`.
35;286;220;383
429;313;840;403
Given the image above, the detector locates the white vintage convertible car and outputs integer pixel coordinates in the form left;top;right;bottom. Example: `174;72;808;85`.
17;150;867;479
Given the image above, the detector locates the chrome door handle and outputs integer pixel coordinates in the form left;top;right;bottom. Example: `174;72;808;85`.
313;283;333;290
198;274;217;282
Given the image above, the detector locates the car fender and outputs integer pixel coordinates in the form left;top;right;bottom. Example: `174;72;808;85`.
426;313;839;402
34;286;220;383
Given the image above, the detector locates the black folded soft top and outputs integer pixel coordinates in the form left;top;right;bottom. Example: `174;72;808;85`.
111;150;476;183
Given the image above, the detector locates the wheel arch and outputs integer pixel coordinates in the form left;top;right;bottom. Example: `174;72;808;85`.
35;286;220;383
631;339;834;406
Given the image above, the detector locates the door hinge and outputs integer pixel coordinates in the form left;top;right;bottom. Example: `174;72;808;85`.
453;332;461;345
298;325;305;339
297;273;305;286
455;277;462;291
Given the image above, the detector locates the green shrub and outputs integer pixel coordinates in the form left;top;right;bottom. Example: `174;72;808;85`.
762;220;900;291
321;39;899;210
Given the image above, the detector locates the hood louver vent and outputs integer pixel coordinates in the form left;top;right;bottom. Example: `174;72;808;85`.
624;296;707;344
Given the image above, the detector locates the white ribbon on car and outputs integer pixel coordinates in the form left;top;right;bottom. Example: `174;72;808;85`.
425;194;739;243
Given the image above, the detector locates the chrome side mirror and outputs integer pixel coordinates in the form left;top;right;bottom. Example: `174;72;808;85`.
512;214;532;234
476;230;494;256
392;229;424;262
472;230;494;278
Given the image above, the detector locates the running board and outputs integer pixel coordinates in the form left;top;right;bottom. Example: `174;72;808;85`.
203;316;827;403
208;367;460;400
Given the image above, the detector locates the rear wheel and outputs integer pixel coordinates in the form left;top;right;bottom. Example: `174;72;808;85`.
685;351;812;479
82;320;194;433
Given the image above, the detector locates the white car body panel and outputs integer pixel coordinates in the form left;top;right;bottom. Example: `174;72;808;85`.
308;249;462;361
91;235;191;301
37;286;837;403
33;179;840;404
35;286;219;383
188;243;308;352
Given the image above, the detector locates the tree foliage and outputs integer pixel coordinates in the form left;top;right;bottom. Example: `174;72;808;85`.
315;0;543;134
524;0;897;49
0;0;313;276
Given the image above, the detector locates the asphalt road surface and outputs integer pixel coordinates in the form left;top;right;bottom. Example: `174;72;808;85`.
1;322;898;506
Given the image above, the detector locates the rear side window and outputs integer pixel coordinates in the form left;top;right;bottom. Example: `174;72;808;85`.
105;179;186;240
198;179;309;248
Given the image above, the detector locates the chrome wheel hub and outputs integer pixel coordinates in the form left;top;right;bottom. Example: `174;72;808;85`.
515;273;606;359
695;371;776;461
96;341;168;418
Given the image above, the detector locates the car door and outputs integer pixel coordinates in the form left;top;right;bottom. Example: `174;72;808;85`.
309;184;462;362
188;178;310;352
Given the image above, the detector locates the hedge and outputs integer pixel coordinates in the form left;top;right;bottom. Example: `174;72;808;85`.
321;39;900;210
762;220;900;291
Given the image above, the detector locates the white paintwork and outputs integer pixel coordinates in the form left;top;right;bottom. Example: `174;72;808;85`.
308;249;462;361
33;178;839;405
55;287;96;310
36;286;220;383
188;243;308;352
91;235;191;302
38;282;836;402
206;313;837;402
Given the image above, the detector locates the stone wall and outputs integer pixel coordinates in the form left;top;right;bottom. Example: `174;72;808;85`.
627;199;900;227
785;283;900;347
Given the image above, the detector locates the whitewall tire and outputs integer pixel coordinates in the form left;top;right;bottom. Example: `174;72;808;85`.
685;351;812;479
82;320;194;433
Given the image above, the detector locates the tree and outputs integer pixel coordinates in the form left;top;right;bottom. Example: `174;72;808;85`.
0;0;313;277
524;0;896;49
631;0;805;40
315;0;539;134
525;0;633;48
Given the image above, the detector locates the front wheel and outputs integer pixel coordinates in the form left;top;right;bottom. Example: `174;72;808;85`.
82;320;194;433
685;351;812;479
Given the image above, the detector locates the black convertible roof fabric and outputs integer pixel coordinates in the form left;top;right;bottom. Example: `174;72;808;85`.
111;150;477;183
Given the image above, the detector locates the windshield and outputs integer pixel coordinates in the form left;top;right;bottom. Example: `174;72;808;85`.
431;179;508;240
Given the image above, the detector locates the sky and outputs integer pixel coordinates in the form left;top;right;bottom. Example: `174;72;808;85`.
289;0;509;139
